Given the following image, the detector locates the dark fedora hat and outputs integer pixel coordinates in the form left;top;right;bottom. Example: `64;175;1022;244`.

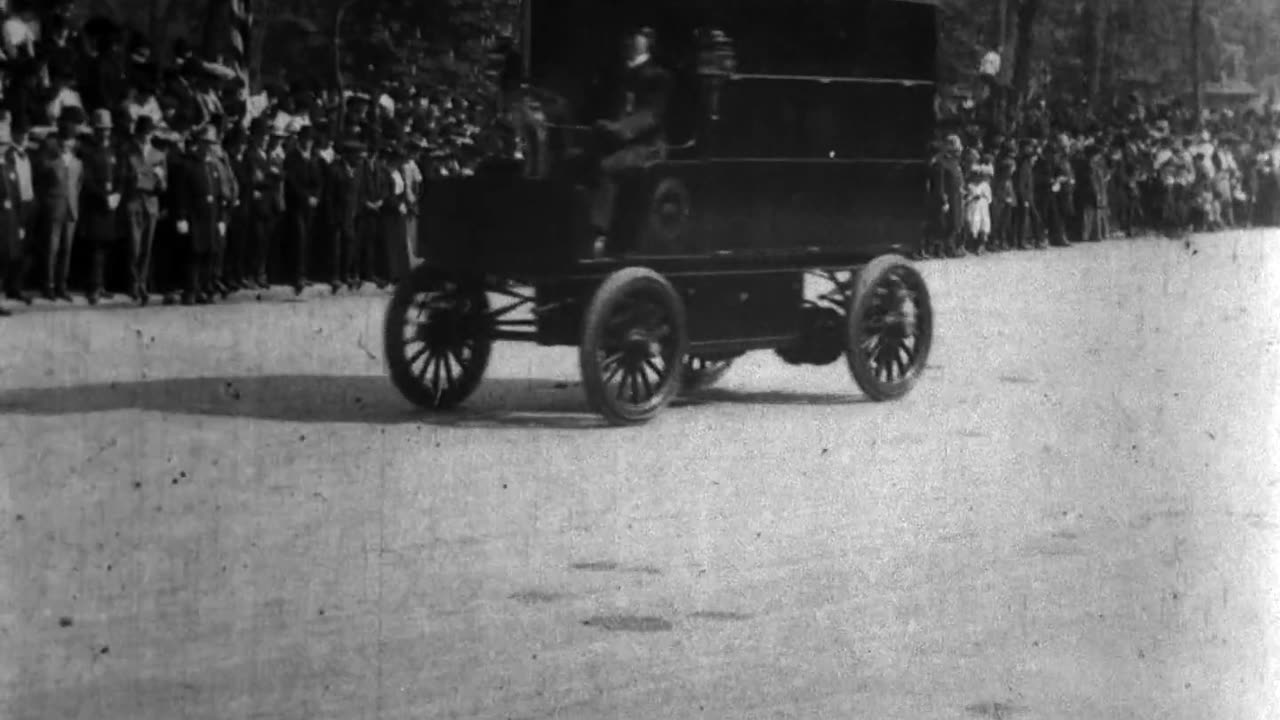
133;115;157;136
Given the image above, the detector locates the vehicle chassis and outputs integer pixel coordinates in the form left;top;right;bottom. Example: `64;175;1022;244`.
383;215;934;425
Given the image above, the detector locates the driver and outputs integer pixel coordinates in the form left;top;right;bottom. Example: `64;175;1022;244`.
588;26;672;253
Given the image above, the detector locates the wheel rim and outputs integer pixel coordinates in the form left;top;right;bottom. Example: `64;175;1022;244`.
398;280;486;404
595;292;681;412
855;267;931;386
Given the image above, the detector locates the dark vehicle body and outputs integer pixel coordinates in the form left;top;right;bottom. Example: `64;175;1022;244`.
392;0;938;424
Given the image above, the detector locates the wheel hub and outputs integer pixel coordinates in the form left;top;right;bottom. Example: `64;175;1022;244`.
621;329;661;362
414;299;478;347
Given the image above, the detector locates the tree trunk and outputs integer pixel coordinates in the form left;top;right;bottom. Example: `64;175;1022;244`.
1011;0;1041;111
155;0;188;68
997;0;1009;50
1101;2;1120;108
149;0;166;82
1191;0;1202;126
1085;0;1108;103
333;0;362;135
992;0;1010;130
202;0;223;61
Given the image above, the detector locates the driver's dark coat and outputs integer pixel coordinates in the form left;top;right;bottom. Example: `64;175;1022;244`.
592;58;672;169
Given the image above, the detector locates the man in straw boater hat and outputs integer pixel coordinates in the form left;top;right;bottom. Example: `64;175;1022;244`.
81;108;121;305
35;106;85;303
172;123;233;305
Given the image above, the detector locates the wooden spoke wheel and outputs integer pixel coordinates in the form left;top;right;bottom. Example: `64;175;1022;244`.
679;355;739;394
579;268;689;425
845;255;933;401
384;266;492;410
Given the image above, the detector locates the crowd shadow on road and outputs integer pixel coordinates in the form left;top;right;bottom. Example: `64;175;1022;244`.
0;374;872;427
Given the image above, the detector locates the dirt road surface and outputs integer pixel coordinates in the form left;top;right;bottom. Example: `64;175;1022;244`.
2;232;1279;720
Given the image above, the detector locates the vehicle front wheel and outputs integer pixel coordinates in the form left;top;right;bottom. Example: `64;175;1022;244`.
845;255;933;401
384;266;492;410
579;267;689;425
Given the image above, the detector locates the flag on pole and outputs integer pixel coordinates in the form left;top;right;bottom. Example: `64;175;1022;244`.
220;0;255;127
228;0;253;72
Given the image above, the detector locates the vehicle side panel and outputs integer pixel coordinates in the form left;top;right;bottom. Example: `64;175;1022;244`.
670;160;926;260
417;175;593;276
532;271;803;349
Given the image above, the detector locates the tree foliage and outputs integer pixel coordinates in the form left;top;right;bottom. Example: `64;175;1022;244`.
87;0;1280;114
939;0;1280;107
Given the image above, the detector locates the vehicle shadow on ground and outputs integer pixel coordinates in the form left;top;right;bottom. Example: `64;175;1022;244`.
674;387;869;408
0;375;871;427
0;375;606;430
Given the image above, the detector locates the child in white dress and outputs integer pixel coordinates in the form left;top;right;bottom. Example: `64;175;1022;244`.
965;159;994;253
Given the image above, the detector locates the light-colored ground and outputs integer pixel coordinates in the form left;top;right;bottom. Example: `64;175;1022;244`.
1;232;1279;720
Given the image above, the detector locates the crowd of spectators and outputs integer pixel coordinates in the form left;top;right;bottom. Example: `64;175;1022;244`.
0;5;506;315
925;94;1280;257
3;6;1280;316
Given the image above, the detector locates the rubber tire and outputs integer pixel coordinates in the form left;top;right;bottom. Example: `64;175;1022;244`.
579;267;689;425
385;265;492;410
845;254;933;402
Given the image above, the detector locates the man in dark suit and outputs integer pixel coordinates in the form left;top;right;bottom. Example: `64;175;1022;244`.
245;118;284;290
587;26;671;254
81;108;122;305
0;125;22;316
34;111;84;301
284;125;324;295
222;126;251;291
931;134;965;258
1042;137;1075;247
3;122;36;306
321;139;364;294
207;119;241;298
172;124;232;305
1016;139;1043;249
991;139;1018;251
357;136;390;289
120;116;166;305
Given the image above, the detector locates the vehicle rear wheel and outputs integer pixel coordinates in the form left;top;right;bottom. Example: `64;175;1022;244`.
579;268;689;425
845;255;933;401
679;355;739;394
384;266;492;410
